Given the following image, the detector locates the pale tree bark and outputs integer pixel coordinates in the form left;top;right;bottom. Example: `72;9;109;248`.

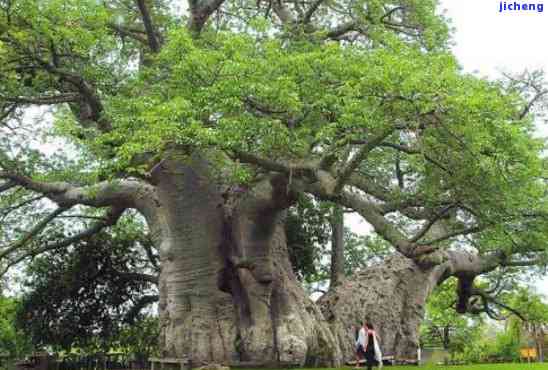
142;156;512;364
139;155;340;366
317;245;522;361
319;254;445;361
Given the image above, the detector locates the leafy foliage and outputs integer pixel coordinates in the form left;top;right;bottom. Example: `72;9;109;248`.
286;196;331;283
0;295;31;357
15;220;158;351
342;232;393;274
506;286;548;324
287;199;395;286
1;0;547;261
116;316;159;364
421;278;483;354
421;280;548;363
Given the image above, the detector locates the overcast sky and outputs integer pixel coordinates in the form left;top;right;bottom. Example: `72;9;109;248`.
441;0;548;296
441;0;548;78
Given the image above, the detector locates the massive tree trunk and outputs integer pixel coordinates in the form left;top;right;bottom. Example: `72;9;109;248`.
144;157;340;366
318;254;446;361
136;157;484;367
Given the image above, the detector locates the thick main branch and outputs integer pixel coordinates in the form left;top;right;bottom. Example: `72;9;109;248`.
0;170;155;209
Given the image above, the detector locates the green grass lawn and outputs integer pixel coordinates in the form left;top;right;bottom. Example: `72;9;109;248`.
336;365;548;370
276;365;548;370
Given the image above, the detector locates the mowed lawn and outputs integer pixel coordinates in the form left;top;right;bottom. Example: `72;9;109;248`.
342;365;548;370
402;365;545;370
282;365;548;370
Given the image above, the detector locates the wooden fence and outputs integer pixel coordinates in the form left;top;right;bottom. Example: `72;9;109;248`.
12;353;148;370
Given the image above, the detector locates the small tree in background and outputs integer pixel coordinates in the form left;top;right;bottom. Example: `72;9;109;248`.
15;219;158;353
0;295;31;358
506;287;548;362
420;278;484;360
117;317;159;367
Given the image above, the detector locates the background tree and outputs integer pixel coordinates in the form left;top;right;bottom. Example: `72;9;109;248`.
0;295;31;358
506;287;548;362
0;0;548;366
286;197;390;291
420;276;548;364
15;219;158;352
420;278;483;355
285;196;331;285
117;317;160;367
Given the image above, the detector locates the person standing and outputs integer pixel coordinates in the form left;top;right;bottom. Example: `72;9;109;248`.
363;321;383;370
354;322;367;368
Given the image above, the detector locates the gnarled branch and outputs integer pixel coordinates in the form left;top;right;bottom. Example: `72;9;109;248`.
0;207;124;276
125;294;160;323
334;127;394;193
0;206;69;260
188;0;227;34
0;180;16;193
0;92;80;105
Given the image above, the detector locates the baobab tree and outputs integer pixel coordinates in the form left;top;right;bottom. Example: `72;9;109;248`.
1;0;548;366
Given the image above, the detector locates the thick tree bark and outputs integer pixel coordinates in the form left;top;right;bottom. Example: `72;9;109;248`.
318;254;446;361
144;157;340;366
